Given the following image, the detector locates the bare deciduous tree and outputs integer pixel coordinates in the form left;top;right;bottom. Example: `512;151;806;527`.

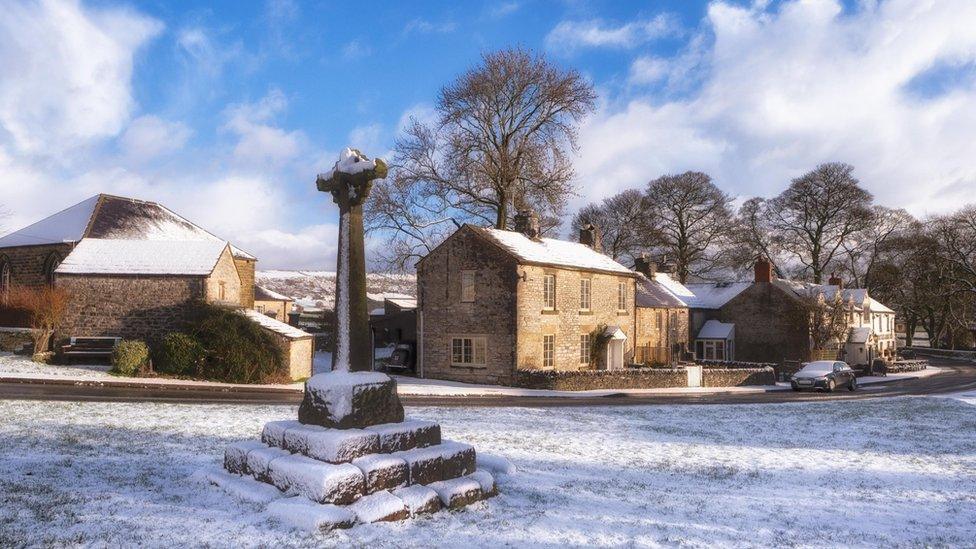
367;48;596;270
767;162;874;283
794;291;851;353
728;197;785;278
839;205;915;291
570;189;653;262
644;171;733;283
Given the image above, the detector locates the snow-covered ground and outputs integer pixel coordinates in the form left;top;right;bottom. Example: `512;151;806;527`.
1;396;974;547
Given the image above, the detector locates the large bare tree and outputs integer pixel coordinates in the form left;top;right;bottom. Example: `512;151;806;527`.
367;48;596;269
644;171;734;283
571;189;653;262
727;197;785;278
839;205;915;291
766;162;874;283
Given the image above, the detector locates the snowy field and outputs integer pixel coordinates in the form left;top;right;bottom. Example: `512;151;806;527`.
1;395;975;547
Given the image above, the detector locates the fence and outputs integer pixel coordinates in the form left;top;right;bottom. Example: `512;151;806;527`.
635;345;670;366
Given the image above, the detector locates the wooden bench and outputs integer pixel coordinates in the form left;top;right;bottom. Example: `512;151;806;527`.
61;337;121;360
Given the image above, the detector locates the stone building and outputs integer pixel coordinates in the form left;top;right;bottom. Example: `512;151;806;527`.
632;256;689;365
416;212;638;386
254;285;293;321
654;258;897;365
0;194;312;379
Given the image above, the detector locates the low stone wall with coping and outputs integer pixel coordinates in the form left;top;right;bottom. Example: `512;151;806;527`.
701;367;776;387
886;359;928;373
0;327;33;353
512;367;688;391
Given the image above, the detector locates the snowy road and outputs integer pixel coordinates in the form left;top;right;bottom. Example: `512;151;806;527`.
1;395;975;547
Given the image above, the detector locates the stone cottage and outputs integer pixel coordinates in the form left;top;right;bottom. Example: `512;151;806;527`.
0;194;311;379
254;285;293;321
416;211;638;386
654;258;897;365
632;256;689;365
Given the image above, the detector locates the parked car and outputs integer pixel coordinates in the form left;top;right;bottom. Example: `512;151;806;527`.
791;360;857;392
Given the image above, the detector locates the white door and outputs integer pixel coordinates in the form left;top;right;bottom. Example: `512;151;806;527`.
608;340;624;370
687;365;703;387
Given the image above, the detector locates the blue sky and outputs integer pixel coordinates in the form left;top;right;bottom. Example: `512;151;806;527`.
1;0;975;269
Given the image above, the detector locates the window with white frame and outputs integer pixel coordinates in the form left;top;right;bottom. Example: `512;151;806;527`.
543;274;556;310
617;281;627;311
460;270;476;302
580;333;591;365
579;278;591;311
543;334;555;368
451;336;486;366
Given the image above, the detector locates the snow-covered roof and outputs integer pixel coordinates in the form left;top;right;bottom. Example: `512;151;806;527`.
0;194;256;262
385;297;417;310
241;309;311;340
636;273;687;308
476;227;633;275
683;282;752;309
255;285;291;302
370;307;385;316
867;297;894;314
697;320;734;340
0;195;99;248
775;280;870;310
56;239;228;275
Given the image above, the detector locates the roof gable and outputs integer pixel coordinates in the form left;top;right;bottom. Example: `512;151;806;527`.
636;273;687;308
0;195;99;248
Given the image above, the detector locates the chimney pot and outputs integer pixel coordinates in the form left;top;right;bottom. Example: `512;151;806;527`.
634;254;657;278
578;223;603;252
754;257;773;283
513;209;541;239
828;272;844;289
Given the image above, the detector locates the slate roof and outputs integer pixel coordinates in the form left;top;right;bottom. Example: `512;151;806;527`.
241;309;311;340
697;320;735;340
475;226;634;275
255;285;291;301
55;239;229;276
635;273;687;308
0;194;255;260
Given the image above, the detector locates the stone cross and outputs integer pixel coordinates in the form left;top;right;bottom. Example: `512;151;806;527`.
316;148;388;372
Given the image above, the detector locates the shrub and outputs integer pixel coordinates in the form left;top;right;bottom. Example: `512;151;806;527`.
185;302;283;384
111;340;150;377
153;332;204;376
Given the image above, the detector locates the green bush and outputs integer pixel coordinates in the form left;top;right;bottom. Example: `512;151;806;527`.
153;332;204;376
110;340;150;377
185;302;283;384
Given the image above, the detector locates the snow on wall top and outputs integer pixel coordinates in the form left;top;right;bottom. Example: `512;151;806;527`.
697;319;734;340
478;227;633;275
0;195;99;248
255;286;291;302
241;309;311;340
55;238;227;275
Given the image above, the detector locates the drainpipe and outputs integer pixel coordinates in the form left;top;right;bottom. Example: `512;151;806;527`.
417;302;425;378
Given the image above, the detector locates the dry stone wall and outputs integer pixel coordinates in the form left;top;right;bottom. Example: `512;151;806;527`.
513;367;687;390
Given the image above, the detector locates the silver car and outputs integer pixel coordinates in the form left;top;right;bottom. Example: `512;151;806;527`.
791;360;857;392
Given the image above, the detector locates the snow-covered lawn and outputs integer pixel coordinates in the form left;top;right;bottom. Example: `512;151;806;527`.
1;396;975;547
0;352;111;379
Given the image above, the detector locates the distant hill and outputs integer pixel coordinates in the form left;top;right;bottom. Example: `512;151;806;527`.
255;270;416;310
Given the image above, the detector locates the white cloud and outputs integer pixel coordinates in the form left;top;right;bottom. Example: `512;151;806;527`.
628;56;670;85
574;0;976;216
0;0;162;155
223;89;304;166
402;18;456;36
487;2;520;19
341;40;371;60
120;115;192;161
545;14;680;53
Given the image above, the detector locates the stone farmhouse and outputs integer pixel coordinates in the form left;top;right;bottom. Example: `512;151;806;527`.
653;257;897;366
254;285;293;321
0;194;312;380
415;211;688;386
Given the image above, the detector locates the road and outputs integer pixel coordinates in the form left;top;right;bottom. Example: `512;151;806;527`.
0;359;973;407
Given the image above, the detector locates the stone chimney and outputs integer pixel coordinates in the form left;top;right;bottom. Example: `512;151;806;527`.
634;254;657;278
754;257;773;284
513;209;541;239
659;258;677;276
579;223;603;251
828;272;844;289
